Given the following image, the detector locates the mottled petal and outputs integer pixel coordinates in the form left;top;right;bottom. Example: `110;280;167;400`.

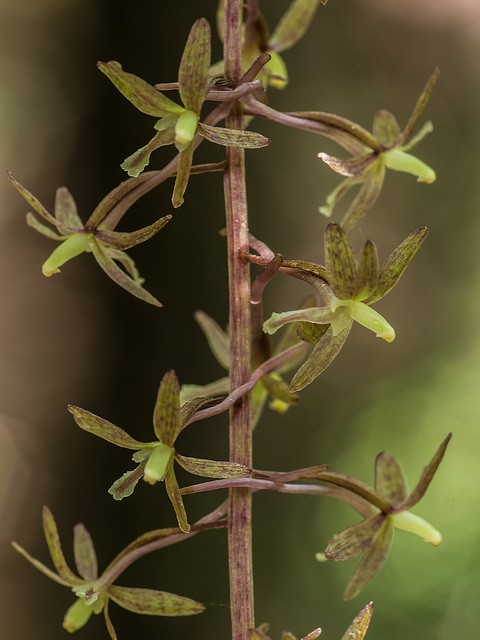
374;452;408;506
372;109;400;146
68;405;149;449
153;370;181;445
11;541;72;586
73;524;98;581
397;433;452;512
26;213;64;240
368;227;428;304
95;215;171;250
103;600;118;640
178;18;211;114
7;172;71;231
269;0;322;53
55;186;83;230
341;161;385;232
108;463;146;501
175;453;251;478
397;68;439;146
352;240;379;301
108;585;204;616
90;237;162;306
325;513;385;561
198;122;270;148
165;465;190;533
324;223;358;299
343;517;394;600
194;310;230;369
179;378;230;405
172;141;194;208
319;175;363;218
97;61;183;117
318;152;375;178
42;506;79;583
121;128;176;177
290;321;352;392
340;602;374;640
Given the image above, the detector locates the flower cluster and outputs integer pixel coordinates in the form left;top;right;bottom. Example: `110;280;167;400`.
69;370;251;533
12;507;204;638
264;223;428;391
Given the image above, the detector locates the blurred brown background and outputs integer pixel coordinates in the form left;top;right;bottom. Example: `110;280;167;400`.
1;1;479;638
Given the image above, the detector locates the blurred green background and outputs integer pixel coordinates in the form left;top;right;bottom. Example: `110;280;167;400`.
1;1;479;639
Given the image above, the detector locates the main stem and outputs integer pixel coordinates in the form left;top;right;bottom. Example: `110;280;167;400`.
224;1;254;639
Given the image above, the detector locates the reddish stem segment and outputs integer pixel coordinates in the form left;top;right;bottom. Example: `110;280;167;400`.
224;1;255;639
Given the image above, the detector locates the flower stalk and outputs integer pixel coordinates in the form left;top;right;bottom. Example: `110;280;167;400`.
224;1;255;637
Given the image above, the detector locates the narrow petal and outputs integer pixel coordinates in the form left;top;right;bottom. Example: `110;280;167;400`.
42;506;79;583
68;405;149;449
198;122;270;148
340;602;374;640
352;240;379;301
11;541;72;587
324;223;358;299
90;237;162;306
55;186;83;230
368;227;428;304
178;18;211;114
26;213;64;240
343;518;394;600
95;215;171;250
341;161;385;232
290;322;352;392
318;175;363;218
397;433;452;512
97;61;183;117
325;513;385;561
108;585;204;616
179;378;230;405
269;0;322;53
374;452;408;506
397;68;439;146
172;142;194;208
194;310;230;369
165;466;190;533
103;600;118;640
175;454;251;478
7;172;71;231
121;128;176;177
372;109;401;146
73;524;98;581
399;120;433;152
153;370;181;445
264;307;338;335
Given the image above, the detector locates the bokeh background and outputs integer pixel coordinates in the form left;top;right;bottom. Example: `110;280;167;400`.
1;0;479;638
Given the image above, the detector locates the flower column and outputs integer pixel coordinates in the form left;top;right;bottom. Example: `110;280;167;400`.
224;1;255;639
